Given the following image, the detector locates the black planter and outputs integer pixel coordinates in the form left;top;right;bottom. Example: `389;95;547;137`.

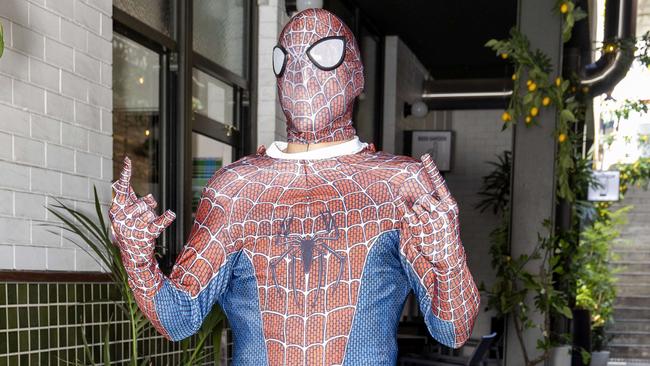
572;308;591;366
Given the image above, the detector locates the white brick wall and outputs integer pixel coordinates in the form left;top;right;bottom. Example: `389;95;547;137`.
0;0;112;272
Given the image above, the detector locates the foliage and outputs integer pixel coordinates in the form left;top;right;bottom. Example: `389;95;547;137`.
554;0;587;43
485;29;584;202
476;151;512;215
617;158;650;194
46;187;225;365
477;153;572;366
575;204;631;350
635;31;650;68
0;21;4;59
481;220;572;366
613;99;649;122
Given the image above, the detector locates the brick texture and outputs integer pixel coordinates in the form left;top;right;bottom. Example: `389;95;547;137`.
0;0;112;271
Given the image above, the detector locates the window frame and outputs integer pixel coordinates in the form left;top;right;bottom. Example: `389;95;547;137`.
112;1;256;269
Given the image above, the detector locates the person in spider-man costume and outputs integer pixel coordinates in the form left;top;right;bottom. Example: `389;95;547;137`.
109;8;480;365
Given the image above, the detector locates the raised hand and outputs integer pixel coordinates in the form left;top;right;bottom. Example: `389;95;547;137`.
395;153;461;268
109;157;176;265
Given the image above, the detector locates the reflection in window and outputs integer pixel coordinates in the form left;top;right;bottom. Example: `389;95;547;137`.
192;69;235;127
355;27;379;145
193;0;247;77
113;33;161;197
192;133;233;217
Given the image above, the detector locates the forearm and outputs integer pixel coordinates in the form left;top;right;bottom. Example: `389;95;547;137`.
427;245;480;347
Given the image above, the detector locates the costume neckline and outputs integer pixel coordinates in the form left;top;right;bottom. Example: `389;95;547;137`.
264;136;368;160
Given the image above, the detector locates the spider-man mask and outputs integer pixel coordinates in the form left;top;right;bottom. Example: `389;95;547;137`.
274;8;365;144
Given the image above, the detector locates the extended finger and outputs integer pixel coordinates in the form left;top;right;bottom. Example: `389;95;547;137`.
421;153;451;200
112;156;133;205
395;195;418;226
149;210;176;235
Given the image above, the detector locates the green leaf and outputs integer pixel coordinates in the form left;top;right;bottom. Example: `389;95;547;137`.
0;22;4;59
560;109;577;123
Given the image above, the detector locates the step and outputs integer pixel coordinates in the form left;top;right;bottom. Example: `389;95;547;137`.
614;306;650;320
612;262;650;273
610;319;650;332
615;296;650;307
613;243;650;252
615;272;650;284
612;250;650;262
618;225;650;235
610;344;650;359
626;212;650;222
616;284;650;297
609;331;650;345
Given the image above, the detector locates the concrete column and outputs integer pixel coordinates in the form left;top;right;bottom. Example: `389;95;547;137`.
505;0;563;364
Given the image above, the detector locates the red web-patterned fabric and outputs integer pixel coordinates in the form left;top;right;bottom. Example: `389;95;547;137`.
109;145;480;364
277;9;364;144
108;7;479;364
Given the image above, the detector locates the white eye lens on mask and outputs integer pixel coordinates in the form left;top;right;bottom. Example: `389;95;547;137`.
306;36;346;71
273;46;287;77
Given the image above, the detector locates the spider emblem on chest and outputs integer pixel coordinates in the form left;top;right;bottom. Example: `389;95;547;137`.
270;210;345;304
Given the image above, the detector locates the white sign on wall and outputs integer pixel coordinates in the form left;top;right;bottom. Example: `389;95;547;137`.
409;131;453;171
588;171;620;201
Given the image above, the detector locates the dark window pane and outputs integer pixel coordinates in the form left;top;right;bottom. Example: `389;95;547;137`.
191;132;233;218
355;26;379;144
192;69;235;127
114;0;173;36
193;0;247;77
113;33;161;197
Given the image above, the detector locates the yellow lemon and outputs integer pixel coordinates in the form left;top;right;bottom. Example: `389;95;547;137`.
526;80;532;86
525;116;532;124
542;97;551;106
500;53;508;59
558;133;567;143
555;77;562;87
512;73;517;81
528;83;537;92
560;3;569;13
530;107;539;117
501;111;512;122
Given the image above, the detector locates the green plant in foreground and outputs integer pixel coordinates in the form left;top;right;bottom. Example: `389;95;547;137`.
575;204;630;350
477;151;572;366
46;187;225;365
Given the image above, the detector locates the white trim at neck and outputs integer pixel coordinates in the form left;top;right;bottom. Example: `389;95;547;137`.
265;136;368;160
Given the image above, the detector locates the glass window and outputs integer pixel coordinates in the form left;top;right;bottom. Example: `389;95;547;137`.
113;33;161;197
193;0;248;77
114;0;173;37
191;132;233;216
192;69;236;127
355;26;379;144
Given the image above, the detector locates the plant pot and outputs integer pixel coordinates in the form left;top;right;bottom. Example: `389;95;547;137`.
550;345;572;366
589;351;610;366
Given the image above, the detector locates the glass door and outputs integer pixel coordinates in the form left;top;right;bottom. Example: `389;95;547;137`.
112;33;163;200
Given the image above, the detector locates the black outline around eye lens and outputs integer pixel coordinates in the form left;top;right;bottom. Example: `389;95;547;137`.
306;36;347;71
273;45;288;77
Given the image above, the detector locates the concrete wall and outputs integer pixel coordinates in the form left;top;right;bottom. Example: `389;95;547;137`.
0;0;113;271
256;0;288;147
